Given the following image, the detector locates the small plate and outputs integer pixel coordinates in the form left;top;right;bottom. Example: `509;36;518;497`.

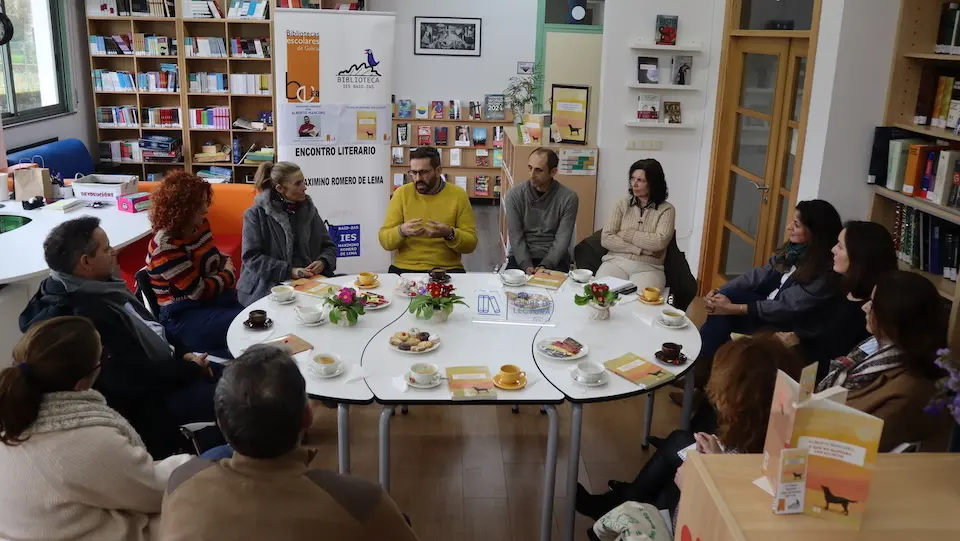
638;296;665;306
390;340;441;355
243;318;274;331
536;338;588;361
355;280;381;290
570;369;608;387
296;316;326;327
493;373;528;390
655;317;689;330
364;300;392;310
655;351;688;366
406;372;443;389
310;365;346;379
499;275;528;287
270;296;297;305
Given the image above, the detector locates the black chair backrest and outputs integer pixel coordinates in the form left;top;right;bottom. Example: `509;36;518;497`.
134;267;161;316
664;234;698;311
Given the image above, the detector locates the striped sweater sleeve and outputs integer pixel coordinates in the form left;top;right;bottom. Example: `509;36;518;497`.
600;199;641;255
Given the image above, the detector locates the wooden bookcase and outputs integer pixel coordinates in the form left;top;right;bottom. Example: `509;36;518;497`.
871;0;960;348
390;111;514;201
498;129;598;261
86;1;276;183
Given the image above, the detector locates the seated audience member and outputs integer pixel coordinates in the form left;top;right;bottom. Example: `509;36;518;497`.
816;270;946;451
0;317;191;541
160;345;420;541
19;217;219;459
596;159;676;290
504;148;579;273
379;147;477;274
237;161;337;305
576;335;802;521
146;171;244;358
777;221;897;378
680;200;841;405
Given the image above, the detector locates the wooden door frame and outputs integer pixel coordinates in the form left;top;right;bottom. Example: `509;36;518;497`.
697;0;823;294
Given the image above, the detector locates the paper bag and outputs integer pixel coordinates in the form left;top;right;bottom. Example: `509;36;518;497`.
14;167;53;201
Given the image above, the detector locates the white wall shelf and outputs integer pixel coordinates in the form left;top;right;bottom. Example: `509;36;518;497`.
629;40;703;53
625;120;696;130
628;83;699;91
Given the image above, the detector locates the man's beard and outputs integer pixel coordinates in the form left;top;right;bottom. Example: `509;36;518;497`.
415;180;432;193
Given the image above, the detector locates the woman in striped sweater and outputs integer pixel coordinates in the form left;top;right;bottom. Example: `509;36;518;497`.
146;171;244;359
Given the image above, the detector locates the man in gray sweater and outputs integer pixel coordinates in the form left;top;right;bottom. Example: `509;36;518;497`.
505;148;579;273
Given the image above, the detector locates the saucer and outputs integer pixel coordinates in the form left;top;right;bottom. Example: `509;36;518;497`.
493;373;528;390
499;276;527;287
296;316;326;327
271;296;297;305
355;280;380;290
243;318;273;331
655;351;688;366
638;296;665;306
406;372;443;389
430;275;452;284
655;317;689;330
570;370;607;387
310;364;345;379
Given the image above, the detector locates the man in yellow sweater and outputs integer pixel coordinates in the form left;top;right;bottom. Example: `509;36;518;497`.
379;147;477;273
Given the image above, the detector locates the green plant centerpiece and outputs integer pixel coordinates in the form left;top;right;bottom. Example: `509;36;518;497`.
574;283;620;321
409;282;468;322
324;287;366;327
503;61;544;134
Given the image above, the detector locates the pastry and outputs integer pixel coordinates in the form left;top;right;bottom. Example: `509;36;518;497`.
417;332;430;341
398;343;412;351
389;337;403;346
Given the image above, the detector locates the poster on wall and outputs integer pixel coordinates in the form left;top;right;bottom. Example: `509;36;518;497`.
275;9;395;273
550;84;589;145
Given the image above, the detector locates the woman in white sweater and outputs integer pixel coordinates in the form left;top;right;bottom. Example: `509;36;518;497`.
0;316;190;541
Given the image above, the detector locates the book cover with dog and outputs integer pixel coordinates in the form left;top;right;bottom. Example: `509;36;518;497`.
603;353;675;389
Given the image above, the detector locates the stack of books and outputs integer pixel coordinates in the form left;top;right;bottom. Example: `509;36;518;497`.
97;106;139;128
93;70;136;92
142;106;181;128
229;73;271;95
139;134;183;163
227;0;268;19
137;64;179;92
99;139;143;162
190;107;232;130
230;37;270;58
197;166;233;183
194;146;232;164
188;72;228;94
240;145;275;165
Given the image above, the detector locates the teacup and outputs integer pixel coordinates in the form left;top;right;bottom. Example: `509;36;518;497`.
358;272;379;286
410;362;439;385
271;285;295;302
574;361;605;383
570;268;593;283
311;353;342;376
498;364;526;385
247;309;268;327
296;305;325;324
642;287;661;302
501;269;526;285
660;342;682;361
429;268;449;282
660;307;686;327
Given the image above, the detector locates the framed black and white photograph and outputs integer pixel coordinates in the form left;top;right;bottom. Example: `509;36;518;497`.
414;17;482;57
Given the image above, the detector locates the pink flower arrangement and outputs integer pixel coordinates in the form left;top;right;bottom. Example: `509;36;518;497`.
324;287;367;325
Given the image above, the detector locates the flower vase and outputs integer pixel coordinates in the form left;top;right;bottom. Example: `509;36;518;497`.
418;305;452;322
588;304;611;321
333;309;356;327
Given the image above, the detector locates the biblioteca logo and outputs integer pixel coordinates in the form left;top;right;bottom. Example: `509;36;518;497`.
336;49;382;89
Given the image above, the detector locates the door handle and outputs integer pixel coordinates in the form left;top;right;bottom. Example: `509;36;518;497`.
748;180;770;191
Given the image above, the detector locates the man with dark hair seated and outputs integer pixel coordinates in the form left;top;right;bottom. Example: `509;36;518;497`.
160;346;420;541
19;216;219;459
379;146;477;274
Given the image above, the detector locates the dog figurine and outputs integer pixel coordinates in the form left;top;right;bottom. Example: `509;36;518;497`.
821;486;856;515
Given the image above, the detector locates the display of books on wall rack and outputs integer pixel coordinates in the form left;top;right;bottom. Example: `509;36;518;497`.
93;70;136;92
184;37;228;57
97;106;140;128
143;106;182;127
229;73;272;94
138;64;180;92
188;72;228;93
393;95;508;122
190;106;232;130
86;0;177;17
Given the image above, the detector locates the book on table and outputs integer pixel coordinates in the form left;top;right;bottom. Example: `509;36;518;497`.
288;277;338;297
258;334;312;356
526;269;567;290
603;353;675;388
446;366;497;400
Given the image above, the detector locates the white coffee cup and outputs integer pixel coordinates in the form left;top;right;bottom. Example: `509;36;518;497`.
271;285;295;302
296;305;325;324
311;353;342;376
409;362;439;385
575;361;605;383
501;269;526;285
570;269;593;283
660;307;686;327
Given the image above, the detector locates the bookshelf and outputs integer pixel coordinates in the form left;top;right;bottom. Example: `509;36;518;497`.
86;1;277;184
390;110;514;201
870;0;960;348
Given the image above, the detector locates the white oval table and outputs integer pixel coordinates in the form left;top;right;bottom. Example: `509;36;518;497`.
225;273;702;541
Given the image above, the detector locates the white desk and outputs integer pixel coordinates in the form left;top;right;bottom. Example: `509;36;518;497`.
0;205;152;284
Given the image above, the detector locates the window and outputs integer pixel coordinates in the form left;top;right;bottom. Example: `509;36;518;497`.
0;0;69;124
544;0;605;26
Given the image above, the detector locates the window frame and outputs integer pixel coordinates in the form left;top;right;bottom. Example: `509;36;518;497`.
0;0;72;126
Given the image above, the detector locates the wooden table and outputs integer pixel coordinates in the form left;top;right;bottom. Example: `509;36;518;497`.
676;453;960;541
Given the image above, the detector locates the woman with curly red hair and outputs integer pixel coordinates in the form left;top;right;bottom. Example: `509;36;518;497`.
575;335;803;522
146;171;243;358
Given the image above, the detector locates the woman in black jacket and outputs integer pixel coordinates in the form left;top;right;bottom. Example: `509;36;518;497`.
691;200;842;390
777;221;898;379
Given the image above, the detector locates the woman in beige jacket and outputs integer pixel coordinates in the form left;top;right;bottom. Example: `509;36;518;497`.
0;317;190;541
596;159;676;290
